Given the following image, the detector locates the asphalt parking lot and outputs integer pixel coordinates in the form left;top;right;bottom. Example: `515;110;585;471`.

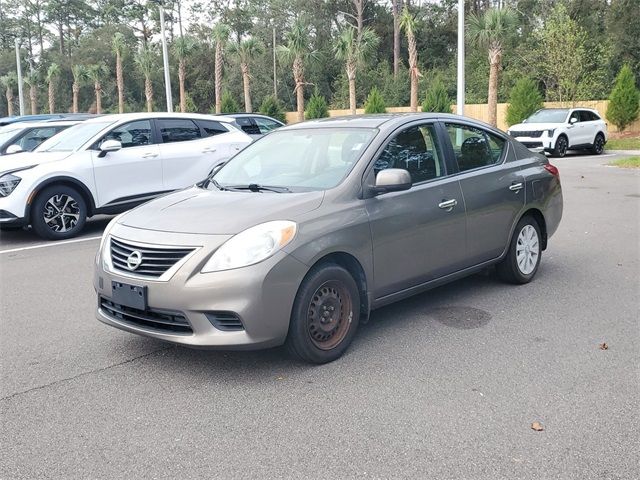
1;151;638;479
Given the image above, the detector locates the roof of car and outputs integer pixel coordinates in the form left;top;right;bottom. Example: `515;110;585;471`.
3;120;81;130
283;113;489;130
84;112;235;124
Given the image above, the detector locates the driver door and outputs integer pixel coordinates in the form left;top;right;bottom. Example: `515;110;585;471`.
91;119;163;208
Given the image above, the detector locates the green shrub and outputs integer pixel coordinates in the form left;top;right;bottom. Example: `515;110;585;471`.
606;65;640;132
259;95;286;123
421;79;452;113
174;92;197;113
220;90;240;114
363;86;386;114
305;89;329;119
505;78;544;126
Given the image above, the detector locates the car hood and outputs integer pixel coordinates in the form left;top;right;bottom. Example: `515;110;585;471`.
509;122;562;131
0;150;73;172
119;187;325;235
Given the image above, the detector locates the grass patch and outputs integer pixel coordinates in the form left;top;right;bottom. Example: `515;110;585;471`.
606;137;640;150
609;156;640;168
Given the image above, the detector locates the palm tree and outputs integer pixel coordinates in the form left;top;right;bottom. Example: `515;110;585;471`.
71;65;88;113
212;24;230;114
135;45;156;112
334;26;379;115
23;72;39;115
400;7;420;112
172;36;197;113
88;63;108;114
228;38;264;113
468;8;517;126
278;21;317;123
1;73;17;116
45;63;60;113
112;32;127;114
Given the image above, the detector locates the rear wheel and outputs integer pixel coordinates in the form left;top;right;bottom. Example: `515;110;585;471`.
551;135;568;158
591;133;605;155
286;264;360;364
31;185;87;240
497;216;542;284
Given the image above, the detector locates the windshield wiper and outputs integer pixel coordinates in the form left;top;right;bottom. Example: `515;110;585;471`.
226;183;290;193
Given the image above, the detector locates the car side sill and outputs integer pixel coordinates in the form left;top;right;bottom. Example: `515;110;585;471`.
371;257;500;310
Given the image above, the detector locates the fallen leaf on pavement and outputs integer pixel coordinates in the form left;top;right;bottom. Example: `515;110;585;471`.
531;422;544;431
599;342;608;350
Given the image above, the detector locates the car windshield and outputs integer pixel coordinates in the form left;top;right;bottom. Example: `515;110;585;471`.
525;109;569;124
36;121;114;152
0;126;20;145
211;127;378;191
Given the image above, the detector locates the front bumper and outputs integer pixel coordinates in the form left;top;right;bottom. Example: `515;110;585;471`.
94;225;309;349
513;136;554;152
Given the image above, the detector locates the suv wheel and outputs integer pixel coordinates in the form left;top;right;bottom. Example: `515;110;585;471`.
591;133;605;155
497;216;542;284
286;263;360;364
551;136;568;158
31;185;87;240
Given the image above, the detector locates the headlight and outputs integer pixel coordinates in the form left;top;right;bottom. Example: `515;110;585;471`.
0;174;21;197
202;220;297;273
547;129;556;136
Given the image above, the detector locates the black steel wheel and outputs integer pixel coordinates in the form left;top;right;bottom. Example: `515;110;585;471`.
591;133;605;155
552;135;568;158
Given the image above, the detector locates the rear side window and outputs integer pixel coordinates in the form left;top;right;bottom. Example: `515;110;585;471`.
198;120;228;137
234;117;261;135
254;117;282;134
158;118;201;143
445;123;506;172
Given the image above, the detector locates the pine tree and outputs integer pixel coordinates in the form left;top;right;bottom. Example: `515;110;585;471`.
305;89;329;119
220;90;240;114
505;78;544;126
606;65;640;131
259;95;286;123
422;79;452;113
364;86;386;114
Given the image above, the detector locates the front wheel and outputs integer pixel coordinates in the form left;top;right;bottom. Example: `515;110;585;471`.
591;133;605;155
551;136;568;158
497;216;542;284
31;185;87;240
285;264;360;364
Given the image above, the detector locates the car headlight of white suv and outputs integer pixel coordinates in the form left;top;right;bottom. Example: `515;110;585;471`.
0;166;36;197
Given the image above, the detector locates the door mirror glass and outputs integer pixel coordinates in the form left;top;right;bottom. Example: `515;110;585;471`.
373;168;412;195
569;117;578;125
5;144;23;154
99;139;122;157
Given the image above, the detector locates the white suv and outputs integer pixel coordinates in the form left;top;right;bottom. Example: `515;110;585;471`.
0;113;252;239
507;108;607;158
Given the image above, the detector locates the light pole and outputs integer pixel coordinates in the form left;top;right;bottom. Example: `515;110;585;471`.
456;0;465;116
158;3;173;112
15;38;25;116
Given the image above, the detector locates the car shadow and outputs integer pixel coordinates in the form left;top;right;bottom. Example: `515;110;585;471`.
0;215;113;247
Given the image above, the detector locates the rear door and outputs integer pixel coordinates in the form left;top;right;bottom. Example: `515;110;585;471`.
365;122;467;298
442;121;525;266
580;110;599;145
91;119;163;208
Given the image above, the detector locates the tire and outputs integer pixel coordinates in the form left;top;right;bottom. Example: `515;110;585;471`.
551;135;568;158
591;133;605;155
31;185;87;240
497;215;542;284
285;263;361;364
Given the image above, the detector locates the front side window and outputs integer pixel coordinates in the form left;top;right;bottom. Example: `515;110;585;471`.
254;117;282;134
445;123;506;172
99;120;152;149
16;126;65;151
199;120;228;137
374;124;445;183
213;127;377;191
158;118;201;143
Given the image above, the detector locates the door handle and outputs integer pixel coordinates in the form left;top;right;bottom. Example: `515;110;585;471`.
509;182;524;192
438;199;458;211
202;147;217;153
142;152;158;158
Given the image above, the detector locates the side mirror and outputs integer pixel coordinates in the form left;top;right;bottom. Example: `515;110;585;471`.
5;144;23;155
98;139;122;158
569;117;578;125
370;168;412;196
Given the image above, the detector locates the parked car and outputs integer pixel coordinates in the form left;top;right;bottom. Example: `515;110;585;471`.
0;113;98;127
94;113;563;364
0;121;80;156
223;113;285;139
0;112;252;238
507;108;607;157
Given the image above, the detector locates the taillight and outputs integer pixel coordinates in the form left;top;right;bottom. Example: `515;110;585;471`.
544;163;559;176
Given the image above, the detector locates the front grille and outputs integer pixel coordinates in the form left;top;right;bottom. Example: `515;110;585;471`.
100;297;192;334
110;237;194;278
522;141;543;148
205;312;245;331
511;130;543;138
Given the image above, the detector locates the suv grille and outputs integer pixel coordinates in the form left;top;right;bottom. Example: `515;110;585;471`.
100;297;192;334
511;130;543;138
110;237;194;278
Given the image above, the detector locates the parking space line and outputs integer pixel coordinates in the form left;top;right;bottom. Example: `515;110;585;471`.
0;235;102;254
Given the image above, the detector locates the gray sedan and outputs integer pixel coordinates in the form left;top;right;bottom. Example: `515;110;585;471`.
94;114;563;364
